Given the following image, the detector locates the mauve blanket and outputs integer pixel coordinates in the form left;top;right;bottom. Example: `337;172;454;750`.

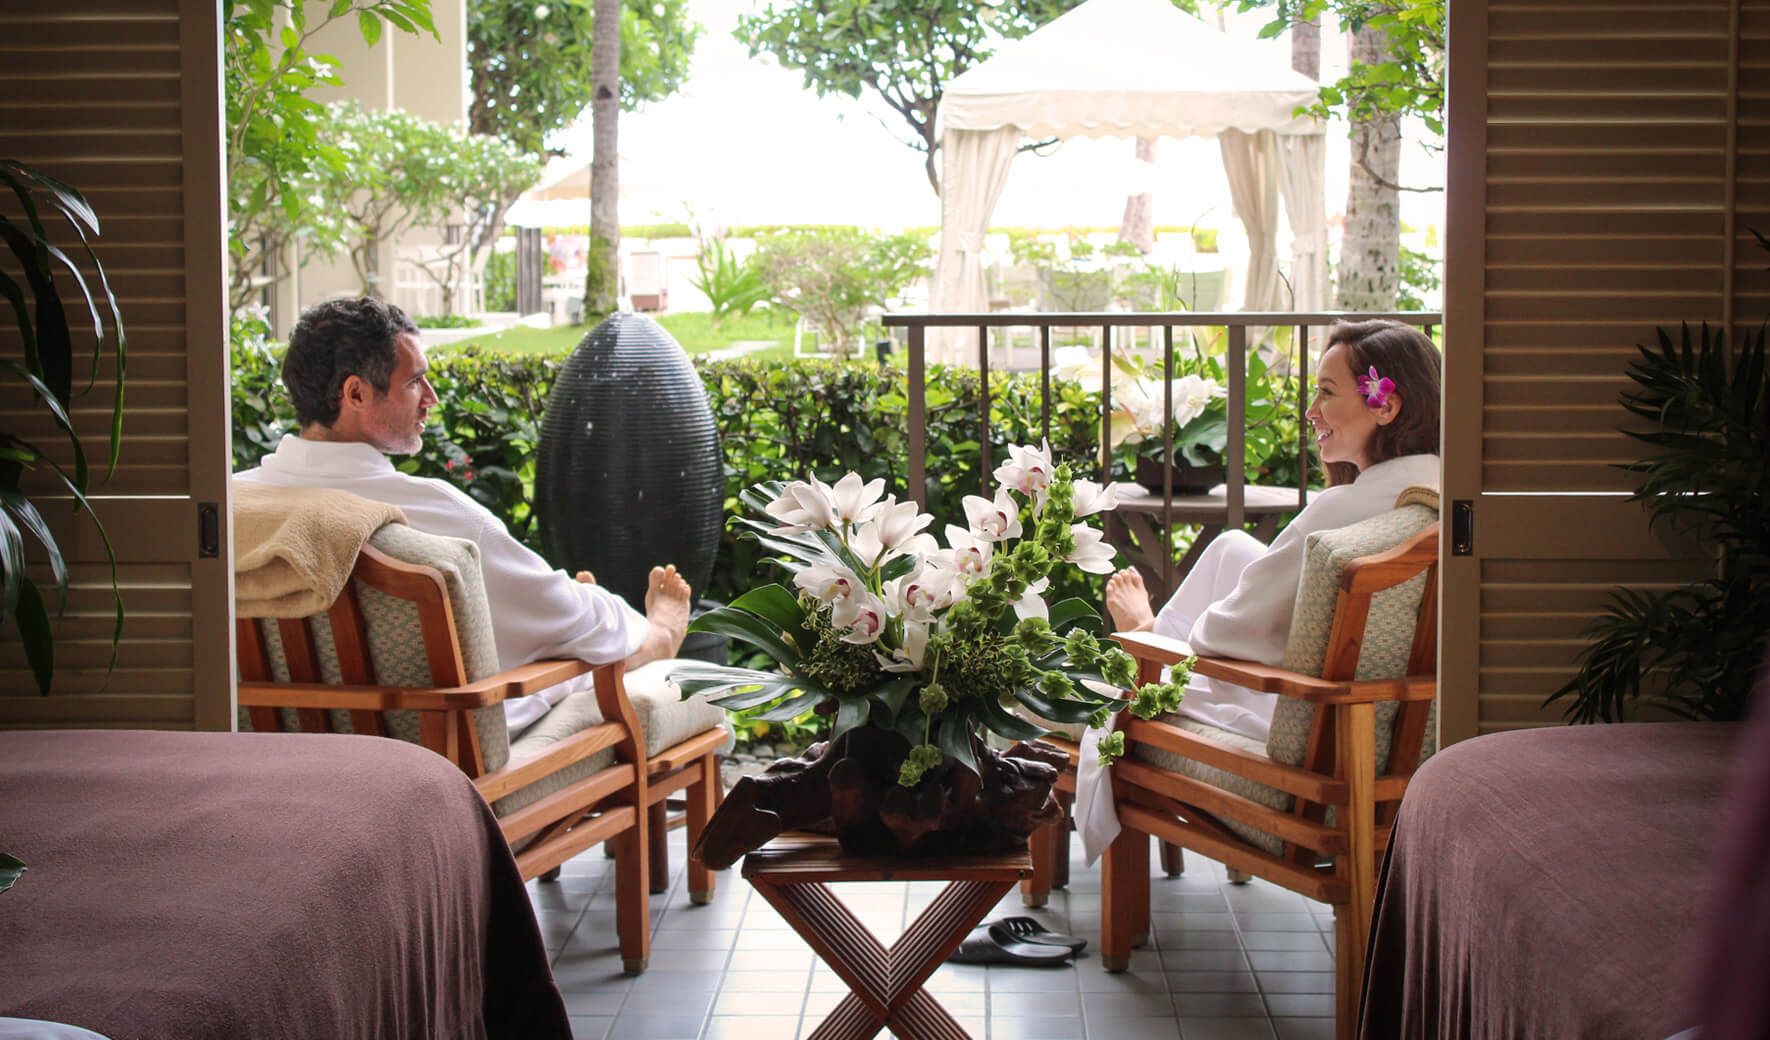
1358;723;1741;1040
0;730;570;1040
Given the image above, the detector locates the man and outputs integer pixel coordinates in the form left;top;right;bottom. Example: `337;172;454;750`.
235;296;690;733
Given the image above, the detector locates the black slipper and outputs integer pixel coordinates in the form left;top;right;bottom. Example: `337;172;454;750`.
986;916;1088;953
946;928;1074;966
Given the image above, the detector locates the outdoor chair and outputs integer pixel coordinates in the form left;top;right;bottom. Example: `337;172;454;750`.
235;523;730;974
1101;494;1440;1040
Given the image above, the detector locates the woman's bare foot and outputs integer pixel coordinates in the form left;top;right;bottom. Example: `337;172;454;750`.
630;564;692;668
1105;568;1157;633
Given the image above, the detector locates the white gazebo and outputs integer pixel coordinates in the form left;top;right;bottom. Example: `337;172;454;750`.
930;0;1326;362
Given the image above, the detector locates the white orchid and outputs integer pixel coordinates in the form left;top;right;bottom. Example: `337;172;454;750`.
1012;577;1050;622
763;478;836;533
866;499;935;552
830;589;888;645
993;440;1054;508
1070;479;1122;519
829;473;886;527
962;489;1024;542
1050;345;1102;388
944;525;994;581
883;566;948;624
794;563;861;606
1066;524;1117;574
875;620;929;672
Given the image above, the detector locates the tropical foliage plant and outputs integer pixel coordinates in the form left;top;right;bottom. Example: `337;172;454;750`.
671;444;1192;786
689;237;770;328
0;159;125;696
1546;322;1770;723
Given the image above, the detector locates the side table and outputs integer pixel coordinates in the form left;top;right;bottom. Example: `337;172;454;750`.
741;833;1031;1040
1109;484;1314;606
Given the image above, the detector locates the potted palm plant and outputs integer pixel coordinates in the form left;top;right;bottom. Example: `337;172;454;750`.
1547;319;1770;722
2;158;127;892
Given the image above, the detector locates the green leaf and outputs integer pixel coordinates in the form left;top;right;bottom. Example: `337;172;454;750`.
0;852;24;893
935;712;979;778
727;583;807;636
358;10;383;47
1046;597;1099;634
977;692;1050;742
831;695;869;741
687;602;799;667
751;690;826;722
0;489;68;613
12;576;53;694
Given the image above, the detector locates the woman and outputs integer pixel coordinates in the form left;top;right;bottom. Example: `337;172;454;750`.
1106;317;1442;744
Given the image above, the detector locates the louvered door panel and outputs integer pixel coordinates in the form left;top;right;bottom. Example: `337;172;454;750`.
1442;0;1750;741
0;0;232;730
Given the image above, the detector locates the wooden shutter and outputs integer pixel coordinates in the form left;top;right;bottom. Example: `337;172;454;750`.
0;0;233;730
1440;0;1754;741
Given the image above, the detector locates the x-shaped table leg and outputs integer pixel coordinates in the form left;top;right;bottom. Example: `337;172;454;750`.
747;873;1015;1040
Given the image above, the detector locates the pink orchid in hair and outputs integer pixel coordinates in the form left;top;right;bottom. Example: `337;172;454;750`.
1356;366;1396;409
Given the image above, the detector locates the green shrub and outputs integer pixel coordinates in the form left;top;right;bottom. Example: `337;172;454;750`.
750;227;933;356
412;314;485;329
622;222;693;239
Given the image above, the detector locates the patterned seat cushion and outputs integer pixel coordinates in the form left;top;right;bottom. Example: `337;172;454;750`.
1130;502;1440;856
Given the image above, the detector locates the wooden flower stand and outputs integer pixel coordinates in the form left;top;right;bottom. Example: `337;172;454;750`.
741;833;1032;1040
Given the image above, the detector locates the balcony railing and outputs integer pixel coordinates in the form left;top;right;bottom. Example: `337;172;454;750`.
879;310;1441;584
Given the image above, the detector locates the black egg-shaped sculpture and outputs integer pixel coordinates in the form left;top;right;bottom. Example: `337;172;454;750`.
536;313;724;612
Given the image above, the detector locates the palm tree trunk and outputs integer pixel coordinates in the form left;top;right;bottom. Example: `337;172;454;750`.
585;0;621;319
1116;137;1156;255
1336;18;1401;312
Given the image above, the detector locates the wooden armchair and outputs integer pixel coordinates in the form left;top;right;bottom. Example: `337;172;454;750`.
1101;499;1440;1040
235;523;724;974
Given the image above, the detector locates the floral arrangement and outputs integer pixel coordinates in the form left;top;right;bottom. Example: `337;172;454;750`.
671;442;1187;787
1051;346;1228;468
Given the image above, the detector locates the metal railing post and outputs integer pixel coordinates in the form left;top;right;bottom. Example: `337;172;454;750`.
1226;324;1247;532
908;324;926;508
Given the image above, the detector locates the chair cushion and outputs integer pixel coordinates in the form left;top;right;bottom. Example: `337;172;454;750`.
1268;501;1439;770
1129;717;1289;857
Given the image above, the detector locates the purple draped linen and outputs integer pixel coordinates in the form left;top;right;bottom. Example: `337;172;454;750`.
0;730;570;1040
1358;722;1741;1040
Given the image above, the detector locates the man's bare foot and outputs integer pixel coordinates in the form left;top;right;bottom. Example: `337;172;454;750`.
1105;568;1157;633
630;564;692;668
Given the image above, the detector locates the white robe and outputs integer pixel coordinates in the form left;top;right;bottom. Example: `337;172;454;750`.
236;435;650;734
1076;453;1441;862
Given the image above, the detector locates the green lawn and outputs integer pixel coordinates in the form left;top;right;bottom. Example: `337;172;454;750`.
440;308;803;360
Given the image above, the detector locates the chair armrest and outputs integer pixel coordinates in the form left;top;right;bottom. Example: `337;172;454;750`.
1191;657;1435;704
1110;632;1433;705
239;657;597;712
1112;630;1194;666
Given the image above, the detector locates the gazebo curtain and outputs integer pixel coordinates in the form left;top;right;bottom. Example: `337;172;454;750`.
928;127;1020;364
1276;133;1329;313
1218;129;1282;314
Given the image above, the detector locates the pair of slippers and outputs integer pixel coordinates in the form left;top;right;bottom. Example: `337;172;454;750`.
947;916;1087;967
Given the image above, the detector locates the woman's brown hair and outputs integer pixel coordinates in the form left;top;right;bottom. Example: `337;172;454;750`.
1319;319;1442;486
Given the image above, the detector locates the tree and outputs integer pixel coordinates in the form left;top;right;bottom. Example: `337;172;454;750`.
224;0;437;312
1239;0;1444;310
588;0;622;318
409;133;544;316
467;0;700;320
313;102;455;298
467;0;699;157
750;227;933;356
737;0;1197;196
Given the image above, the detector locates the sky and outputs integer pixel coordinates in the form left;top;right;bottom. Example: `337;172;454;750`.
541;0;1445;239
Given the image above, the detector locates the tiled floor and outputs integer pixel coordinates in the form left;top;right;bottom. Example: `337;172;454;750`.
532;827;1339;1040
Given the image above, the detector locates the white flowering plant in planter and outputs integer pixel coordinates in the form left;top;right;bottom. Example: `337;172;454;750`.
671;442;1189;788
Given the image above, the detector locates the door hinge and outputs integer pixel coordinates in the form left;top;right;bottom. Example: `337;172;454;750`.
1450;499;1473;556
198;502;220;558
